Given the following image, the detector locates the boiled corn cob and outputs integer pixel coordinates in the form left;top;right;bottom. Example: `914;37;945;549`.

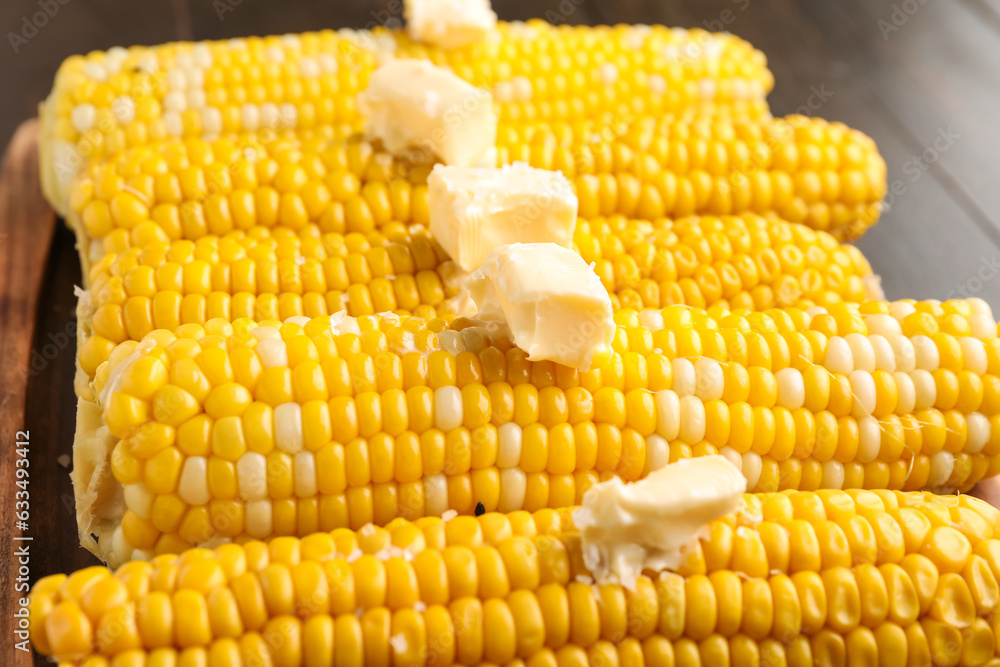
65;113;884;277
74;213;877;398
40;21;774;215
30;490;1000;666
503;114;887;241
74;297;1000;565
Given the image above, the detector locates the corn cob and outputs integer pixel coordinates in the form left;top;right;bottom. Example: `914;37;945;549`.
502;115;887;241
40;22;773;216
65;113;884;278
29;490;1000;665
73;297;1000;565
74;213;877;397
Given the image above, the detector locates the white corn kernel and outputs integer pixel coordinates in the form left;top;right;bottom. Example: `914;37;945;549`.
111;525;132;563
775;367;805;410
193;44;213;68
889;334;916;372
678;395;706;444
497;423;522;468
655;390;681;441
846;333;876;372
265;45;285;63
112;96;137;124
971;314;996;340
742;452;762;490
186;68;205;88
821;460;846;490
167;68;187;90
241;104;260;132
643;434;670;475
275;402;304;454
720;446;743;473
163;90;187;112
890;302;917;321
318;53;338;74
967;413;991;454
434;386;464;431
638;309;664;330
237;453;268;501
911;369;936;410
425;474;449;516
294;452;318;497
825;337;854;375
648;73;667;95
856;417;880;463
123;483;153;519
260;103;279;130
279;103;298;128
178;456;210;505
911;335;940;371
969;297;994;319
250;325;280;341
671;358;696;397
163;111;183;137
246;500;273;538
849;370;876;418
510;76;533;102
869;335;896;372
960;337;988;375
894;372;916;414
202;107;223;136
71;104;96;133
257;338;288;368
864;314;902;337
299;57;320;78
598;63;619;85
694;358;724;400
186;89;207;110
927;451;955;489
498;468;527;513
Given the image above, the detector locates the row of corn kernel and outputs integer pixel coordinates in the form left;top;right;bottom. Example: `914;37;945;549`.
29;491;1000;662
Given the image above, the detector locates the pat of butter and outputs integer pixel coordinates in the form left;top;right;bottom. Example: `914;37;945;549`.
404;0;498;49
573;456;746;589
358;59;497;168
467;243;615;370
429;162;579;272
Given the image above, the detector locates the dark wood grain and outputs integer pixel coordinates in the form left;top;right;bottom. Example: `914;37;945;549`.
0;120;57;667
2;1;1000;663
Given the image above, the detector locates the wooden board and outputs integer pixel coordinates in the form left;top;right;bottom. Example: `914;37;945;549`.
5;1;1000;662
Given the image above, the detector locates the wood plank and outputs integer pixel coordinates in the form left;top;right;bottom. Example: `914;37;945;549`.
0;121;57;666
788;0;1000;303
186;0;598;41
964;0;1000;31
623;0;1000;306
24;229;93;667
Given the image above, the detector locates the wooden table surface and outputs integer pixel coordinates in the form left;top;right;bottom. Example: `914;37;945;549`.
2;0;1000;664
